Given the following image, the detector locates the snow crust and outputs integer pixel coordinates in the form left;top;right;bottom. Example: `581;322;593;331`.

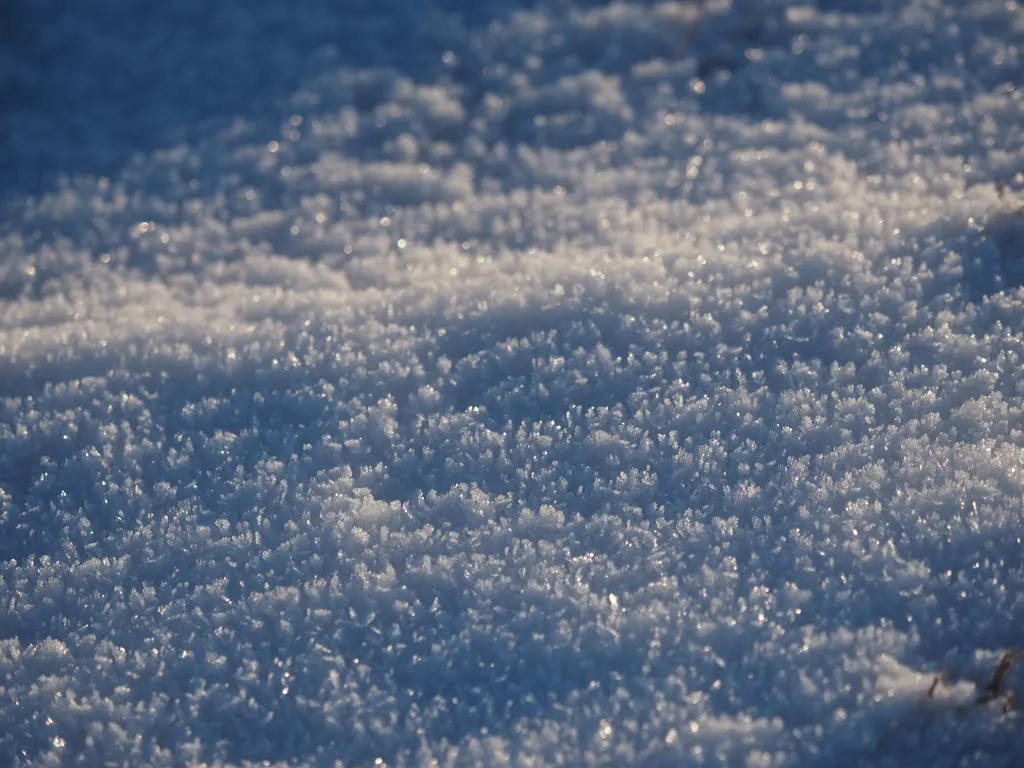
2;0;1024;765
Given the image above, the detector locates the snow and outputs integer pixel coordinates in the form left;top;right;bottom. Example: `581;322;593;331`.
1;0;1024;765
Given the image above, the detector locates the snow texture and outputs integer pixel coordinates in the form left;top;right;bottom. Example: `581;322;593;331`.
2;0;1024;765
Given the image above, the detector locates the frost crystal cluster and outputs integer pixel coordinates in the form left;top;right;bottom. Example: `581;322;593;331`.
1;1;1023;765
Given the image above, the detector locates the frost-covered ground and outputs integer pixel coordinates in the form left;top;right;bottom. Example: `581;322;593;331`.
2;0;1024;765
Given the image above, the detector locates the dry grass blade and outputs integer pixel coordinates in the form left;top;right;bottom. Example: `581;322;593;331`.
976;650;1024;710
874;651;1023;756
927;667;951;699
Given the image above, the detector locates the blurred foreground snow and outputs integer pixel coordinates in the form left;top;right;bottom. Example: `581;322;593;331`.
2;0;1024;765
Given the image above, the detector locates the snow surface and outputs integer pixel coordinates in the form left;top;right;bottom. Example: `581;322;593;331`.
2;0;1024;765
